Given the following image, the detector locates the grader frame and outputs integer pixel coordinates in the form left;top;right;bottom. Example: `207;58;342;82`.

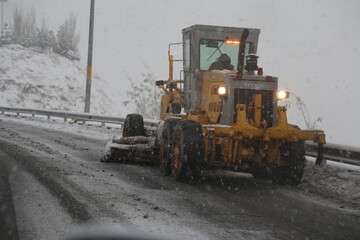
104;25;326;185
156;25;325;184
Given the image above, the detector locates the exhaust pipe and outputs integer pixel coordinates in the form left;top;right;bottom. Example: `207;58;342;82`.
237;29;250;79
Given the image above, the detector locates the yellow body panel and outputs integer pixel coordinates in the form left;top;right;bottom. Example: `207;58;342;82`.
200;71;225;124
159;89;183;120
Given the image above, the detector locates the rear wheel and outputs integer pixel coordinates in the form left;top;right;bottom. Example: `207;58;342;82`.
171;121;204;181
272;141;306;185
122;114;145;137
159;118;180;176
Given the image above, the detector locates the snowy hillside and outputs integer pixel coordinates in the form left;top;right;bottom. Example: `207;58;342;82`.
0;44;117;115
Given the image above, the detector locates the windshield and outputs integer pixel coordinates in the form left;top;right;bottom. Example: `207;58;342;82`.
200;39;251;71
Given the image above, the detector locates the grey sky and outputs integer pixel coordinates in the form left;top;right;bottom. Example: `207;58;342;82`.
4;0;360;145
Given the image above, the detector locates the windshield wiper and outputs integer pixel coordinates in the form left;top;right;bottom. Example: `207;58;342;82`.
207;41;224;61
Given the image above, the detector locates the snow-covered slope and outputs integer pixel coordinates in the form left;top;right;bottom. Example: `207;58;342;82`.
0;44;117;115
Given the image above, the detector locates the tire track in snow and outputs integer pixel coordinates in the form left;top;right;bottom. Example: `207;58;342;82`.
0;139;93;223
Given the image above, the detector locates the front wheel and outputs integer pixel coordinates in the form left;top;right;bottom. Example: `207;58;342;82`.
272;141;306;185
159;118;180;176
171;121;204;181
122;114;145;137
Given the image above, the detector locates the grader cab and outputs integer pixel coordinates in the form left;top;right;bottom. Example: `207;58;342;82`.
104;25;326;185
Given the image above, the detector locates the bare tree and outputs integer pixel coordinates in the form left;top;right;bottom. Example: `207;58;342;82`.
12;7;23;43
22;8;37;46
285;94;322;129
56;14;80;59
37;18;50;50
48;30;58;52
123;73;161;119
12;7;37;46
9;8;80;60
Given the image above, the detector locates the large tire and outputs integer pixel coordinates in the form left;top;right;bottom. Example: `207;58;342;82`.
272;141;306;185
122;114;145;137
159;118;180;176
171;121;204;181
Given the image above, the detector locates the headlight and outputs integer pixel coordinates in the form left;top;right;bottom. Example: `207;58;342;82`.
218;86;227;96
276;90;289;100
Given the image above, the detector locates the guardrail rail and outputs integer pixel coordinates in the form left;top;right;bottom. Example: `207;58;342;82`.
305;142;360;166
0;106;159;128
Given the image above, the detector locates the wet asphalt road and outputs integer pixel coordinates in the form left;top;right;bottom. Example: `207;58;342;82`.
0;119;359;240
0;151;18;240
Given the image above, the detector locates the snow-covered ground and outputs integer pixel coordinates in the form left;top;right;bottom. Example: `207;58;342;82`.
0;114;117;141
0;44;120;115
301;158;360;208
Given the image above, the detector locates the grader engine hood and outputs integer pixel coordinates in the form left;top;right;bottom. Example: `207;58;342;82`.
220;73;278;127
199;70;326;163
199;70;278;127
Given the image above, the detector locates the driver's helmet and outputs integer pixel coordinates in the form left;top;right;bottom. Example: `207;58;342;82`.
218;53;231;65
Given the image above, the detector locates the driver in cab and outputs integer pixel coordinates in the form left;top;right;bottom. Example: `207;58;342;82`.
209;53;234;71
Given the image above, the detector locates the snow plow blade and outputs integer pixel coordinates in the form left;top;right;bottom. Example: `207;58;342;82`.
102;136;158;163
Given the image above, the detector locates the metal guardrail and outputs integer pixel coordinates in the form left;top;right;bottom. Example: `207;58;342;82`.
0;106;159;128
305;142;360;166
0;106;359;166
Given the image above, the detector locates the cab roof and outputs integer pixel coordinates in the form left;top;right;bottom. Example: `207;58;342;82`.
182;24;260;34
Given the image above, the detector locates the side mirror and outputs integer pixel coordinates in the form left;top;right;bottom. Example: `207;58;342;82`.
155;80;165;87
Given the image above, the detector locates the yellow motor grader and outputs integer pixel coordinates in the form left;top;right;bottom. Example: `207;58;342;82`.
103;25;326;185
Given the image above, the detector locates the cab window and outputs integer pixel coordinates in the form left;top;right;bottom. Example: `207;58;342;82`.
199;39;251;71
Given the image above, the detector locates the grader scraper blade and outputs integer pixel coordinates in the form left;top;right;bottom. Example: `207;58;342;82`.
102;136;157;163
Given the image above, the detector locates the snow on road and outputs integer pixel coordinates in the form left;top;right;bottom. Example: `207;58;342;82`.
10;169;73;240
0;113;117;141
301;157;360;209
0;114;359;240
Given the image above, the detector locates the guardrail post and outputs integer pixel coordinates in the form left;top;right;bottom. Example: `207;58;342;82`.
47;115;50;120
315;144;325;166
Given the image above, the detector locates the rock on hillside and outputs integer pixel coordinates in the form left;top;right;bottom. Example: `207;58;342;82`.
0;44;116;115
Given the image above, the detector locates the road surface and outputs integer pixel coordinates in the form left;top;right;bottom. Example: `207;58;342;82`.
0;118;359;240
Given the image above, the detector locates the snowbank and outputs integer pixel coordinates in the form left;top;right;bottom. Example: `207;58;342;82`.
301;159;360;208
0;114;117;141
0;44;118;115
